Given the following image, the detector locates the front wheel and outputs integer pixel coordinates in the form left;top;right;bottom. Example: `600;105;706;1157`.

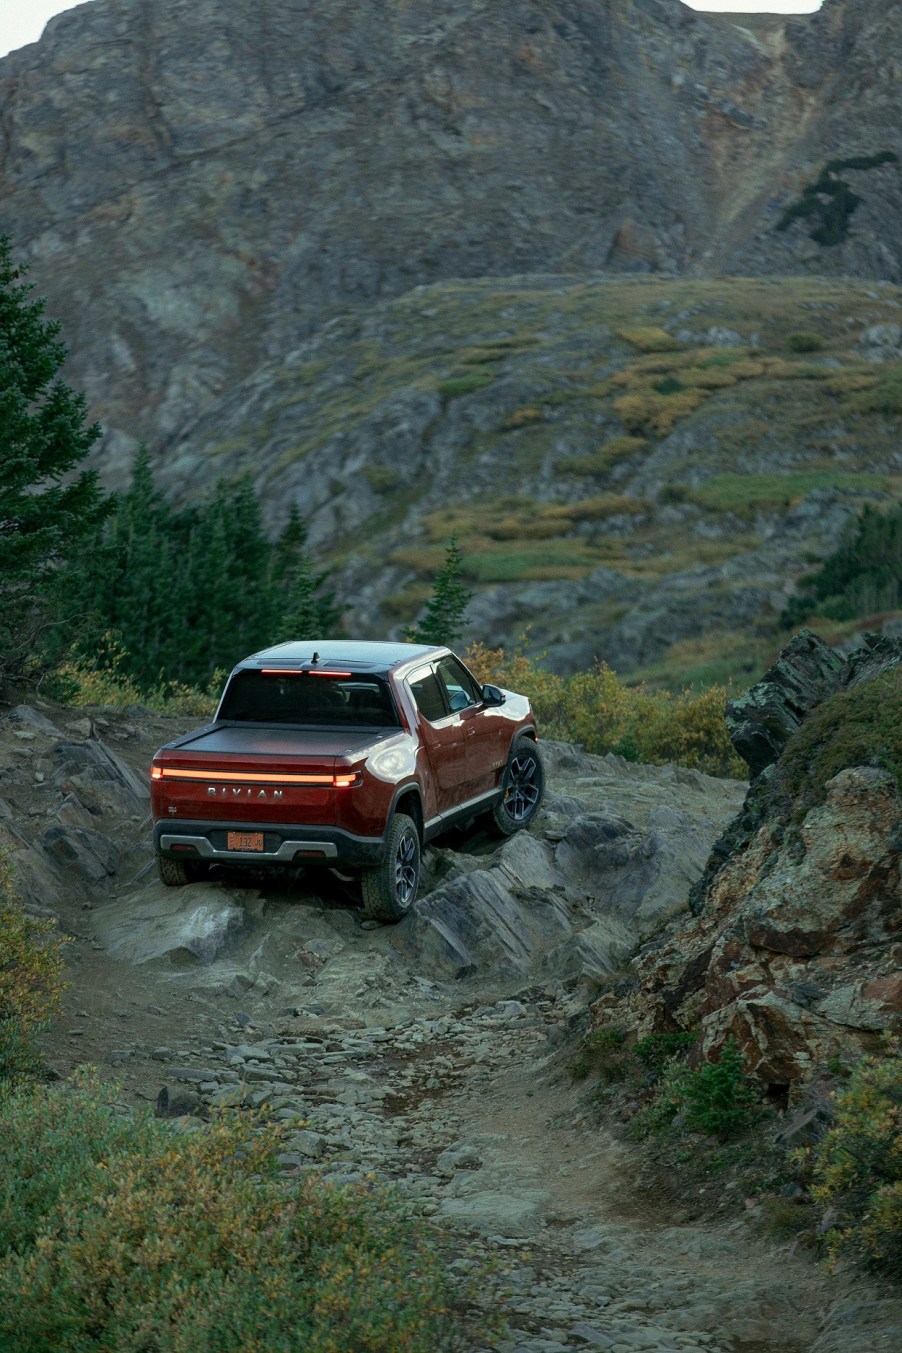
361;813;420;922
490;736;544;836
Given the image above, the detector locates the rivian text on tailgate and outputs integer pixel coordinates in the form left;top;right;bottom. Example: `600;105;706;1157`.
151;640;544;921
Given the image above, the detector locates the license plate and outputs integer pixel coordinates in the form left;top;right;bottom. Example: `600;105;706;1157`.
227;831;264;852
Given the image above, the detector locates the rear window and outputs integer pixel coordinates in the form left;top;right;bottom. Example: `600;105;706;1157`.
218;671;400;727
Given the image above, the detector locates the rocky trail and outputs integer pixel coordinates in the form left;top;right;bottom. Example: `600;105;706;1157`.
1;698;900;1351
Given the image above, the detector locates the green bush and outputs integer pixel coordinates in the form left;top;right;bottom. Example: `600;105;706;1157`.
635;1039;759;1141
573;1028;631;1083
681;1039;759;1139
0;850;66;1083
785;331;824;353
782;503;902;627
0;1077;475;1352
810;1045;902;1275
438;372;494;398
775;668;902;813
635;1031;697;1070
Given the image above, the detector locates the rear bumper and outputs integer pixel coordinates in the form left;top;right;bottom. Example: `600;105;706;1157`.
153;819;386;869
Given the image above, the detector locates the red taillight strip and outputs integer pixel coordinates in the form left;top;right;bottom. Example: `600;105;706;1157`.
153;767;363;788
157;768;333;785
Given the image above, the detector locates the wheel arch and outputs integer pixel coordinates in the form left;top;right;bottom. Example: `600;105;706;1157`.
392;785;424;842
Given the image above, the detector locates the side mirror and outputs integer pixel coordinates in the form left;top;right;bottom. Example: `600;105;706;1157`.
482;684;506;707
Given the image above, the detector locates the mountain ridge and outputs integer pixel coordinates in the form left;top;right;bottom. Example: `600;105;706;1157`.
1;0;900;473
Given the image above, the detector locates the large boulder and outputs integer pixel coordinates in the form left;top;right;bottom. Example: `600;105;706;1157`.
618;767;902;1087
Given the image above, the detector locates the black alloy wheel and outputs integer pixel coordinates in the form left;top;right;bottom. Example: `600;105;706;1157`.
490;736;544;836
361;812;421;922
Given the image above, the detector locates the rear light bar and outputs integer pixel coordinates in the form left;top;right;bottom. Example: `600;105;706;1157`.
152;767;362;788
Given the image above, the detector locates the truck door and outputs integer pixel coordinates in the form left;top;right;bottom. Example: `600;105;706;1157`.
433;653;506;795
406;664;467;812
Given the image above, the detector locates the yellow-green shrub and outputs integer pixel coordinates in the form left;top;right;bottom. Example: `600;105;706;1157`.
618;327;679;353
613;387;707;434
464;644;744;777
0;850;67;1081
810;1045;902;1276
50;636;223;718
0;1078;477;1351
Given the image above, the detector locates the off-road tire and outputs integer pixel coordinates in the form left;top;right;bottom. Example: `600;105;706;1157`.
490;735;544;836
156;854;205;886
361;812;420;922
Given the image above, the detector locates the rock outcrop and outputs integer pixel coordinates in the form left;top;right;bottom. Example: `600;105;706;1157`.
611;632;902;1089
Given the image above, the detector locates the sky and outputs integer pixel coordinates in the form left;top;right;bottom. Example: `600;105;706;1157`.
0;0;826;62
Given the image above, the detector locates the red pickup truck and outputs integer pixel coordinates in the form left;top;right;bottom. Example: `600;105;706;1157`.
151;640;543;920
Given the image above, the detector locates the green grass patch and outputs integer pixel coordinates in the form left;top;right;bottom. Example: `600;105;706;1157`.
438;372;495;398
687;471;892;517
560;435;647;476
462;546;594;583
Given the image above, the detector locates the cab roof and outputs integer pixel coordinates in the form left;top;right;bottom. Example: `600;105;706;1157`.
238;640;442;675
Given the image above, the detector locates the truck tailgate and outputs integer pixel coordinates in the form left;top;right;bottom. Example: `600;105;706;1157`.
153;724;389;826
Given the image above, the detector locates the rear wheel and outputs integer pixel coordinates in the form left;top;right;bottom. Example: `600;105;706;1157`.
490;736;544;836
361;813;420;922
156;854;208;886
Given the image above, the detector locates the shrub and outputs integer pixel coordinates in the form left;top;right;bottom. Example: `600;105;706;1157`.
782;503;902;627
634;1031;697;1070
617;327;679;353
810;1045;902;1275
0;1078;474;1351
785;331;824;353
463;643;744;777
850;367;902;415
681;1039;759;1139
0;850;67;1083
363;465;398;493
613;386;706;435
573;1028;631;1083
774;668;902;813
438;372;494;398
559;435;647;476
48;635;224;718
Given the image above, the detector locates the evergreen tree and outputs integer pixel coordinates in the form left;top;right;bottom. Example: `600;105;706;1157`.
408;537;473;648
0;236;108;676
270;505;343;641
62;453;343;690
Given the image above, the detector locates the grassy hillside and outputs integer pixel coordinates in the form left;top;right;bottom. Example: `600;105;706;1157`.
165;273;902;686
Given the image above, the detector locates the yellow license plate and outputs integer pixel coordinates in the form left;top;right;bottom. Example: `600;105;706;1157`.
227;831;264;852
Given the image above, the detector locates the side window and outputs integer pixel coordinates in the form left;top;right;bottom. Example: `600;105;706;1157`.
435;655;481;712
408;667;448;723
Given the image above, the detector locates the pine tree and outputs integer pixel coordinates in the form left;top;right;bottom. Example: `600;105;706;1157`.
0;236;108;676
408;537;473;648
270;505;343;641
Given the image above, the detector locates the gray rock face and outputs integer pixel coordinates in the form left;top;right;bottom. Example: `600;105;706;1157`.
2;0;902;479
725;629;845;779
389;745;744;985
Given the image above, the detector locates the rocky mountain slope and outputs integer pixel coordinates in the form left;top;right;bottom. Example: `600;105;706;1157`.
1;0;900;467
607;631;902;1097
156;271;902;675
3;0;902;672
